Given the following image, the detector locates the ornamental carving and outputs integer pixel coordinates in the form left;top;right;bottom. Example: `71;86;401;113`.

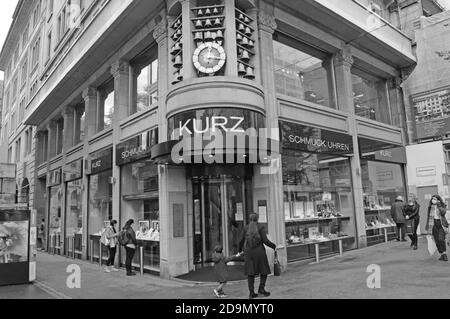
153;18;168;42
82;87;97;100
333;51;354;67
400;65;416;82
258;11;277;31
111;60;129;78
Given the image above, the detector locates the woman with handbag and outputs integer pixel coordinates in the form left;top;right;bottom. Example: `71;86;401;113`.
426;195;449;261
238;213;277;299
104;220;119;273
404;195;420;250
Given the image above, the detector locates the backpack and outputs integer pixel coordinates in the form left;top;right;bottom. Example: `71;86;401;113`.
245;226;261;249
100;227;110;246
117;229;128;246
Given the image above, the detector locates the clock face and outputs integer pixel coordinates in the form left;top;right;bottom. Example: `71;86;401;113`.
193;42;226;74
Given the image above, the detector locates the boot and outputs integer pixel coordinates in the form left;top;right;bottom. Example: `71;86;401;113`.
408;235;414;247
249;291;258;299
439;253;448;261
258;289;271;297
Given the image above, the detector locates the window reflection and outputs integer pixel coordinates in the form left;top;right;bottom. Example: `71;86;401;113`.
273;39;334;108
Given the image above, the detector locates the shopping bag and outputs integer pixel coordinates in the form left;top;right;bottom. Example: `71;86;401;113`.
273;252;281;277
427;235;437;256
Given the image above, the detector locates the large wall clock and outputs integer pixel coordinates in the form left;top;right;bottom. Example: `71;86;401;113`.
192;42;226;74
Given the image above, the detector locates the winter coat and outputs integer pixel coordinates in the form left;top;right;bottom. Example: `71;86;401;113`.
212;252;232;283
105;226;117;248
404;202;420;221
238;224;276;276
125;227;137;249
426;203;449;231
391;201;406;224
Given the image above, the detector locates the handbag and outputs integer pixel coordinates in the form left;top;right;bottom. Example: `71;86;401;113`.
273;251;281;277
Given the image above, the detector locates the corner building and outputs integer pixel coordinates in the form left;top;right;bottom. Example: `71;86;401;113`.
19;0;415;278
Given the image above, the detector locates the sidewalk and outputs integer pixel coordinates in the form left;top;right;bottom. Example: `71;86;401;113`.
32;237;450;299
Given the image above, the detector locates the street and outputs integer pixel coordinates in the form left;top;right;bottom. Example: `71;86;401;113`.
1;237;449;299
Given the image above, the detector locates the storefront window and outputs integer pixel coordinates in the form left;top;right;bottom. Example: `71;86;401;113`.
282;150;356;262
66;179;83;255
361;160;406;209
273;36;334;108
99;79;114;131
361;160;406;245
48;186;62;252
88;170;112;237
352;69;390;124
120;159;160;271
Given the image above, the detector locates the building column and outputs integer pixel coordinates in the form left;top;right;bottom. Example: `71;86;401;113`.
63;106;75;151
110;61;130;267
81;87;97;260
256;5;286;268
400;66;416;144
47;121;57;162
333;47;367;248
82;87;98;139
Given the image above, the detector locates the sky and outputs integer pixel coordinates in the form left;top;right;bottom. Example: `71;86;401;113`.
0;0;449;80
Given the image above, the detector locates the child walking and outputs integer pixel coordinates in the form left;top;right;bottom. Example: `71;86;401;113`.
212;245;232;298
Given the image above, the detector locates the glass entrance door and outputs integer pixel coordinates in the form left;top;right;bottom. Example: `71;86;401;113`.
193;176;248;267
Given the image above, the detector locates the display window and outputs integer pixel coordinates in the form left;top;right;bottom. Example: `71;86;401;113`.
282;150;357;262
88;169;112;261
48;186;63;253
361;159;406;245
120;159;160;271
65;179;83;256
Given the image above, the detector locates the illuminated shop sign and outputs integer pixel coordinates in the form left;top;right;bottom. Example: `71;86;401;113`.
116;129;158;166
373;147;406;164
90;148;113;175
168;108;265;140
280;121;353;155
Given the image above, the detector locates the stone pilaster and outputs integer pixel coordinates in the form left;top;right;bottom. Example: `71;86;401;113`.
63;106;75;151
82;87;98;139
333;47;367;248
46;121;57;161
256;4;286;269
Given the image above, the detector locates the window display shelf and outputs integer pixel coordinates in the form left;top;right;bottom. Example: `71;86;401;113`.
286;216;350;224
287;235;354;248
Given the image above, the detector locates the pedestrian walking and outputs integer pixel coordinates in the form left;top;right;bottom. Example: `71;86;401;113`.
391;196;407;241
212;245;232;298
238;213;277;299
121;219;138;276
404;195;420;250
104;220;119;273
426;195;448;261
37;219;46;251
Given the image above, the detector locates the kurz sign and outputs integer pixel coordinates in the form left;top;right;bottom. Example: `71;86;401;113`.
280;121;353;155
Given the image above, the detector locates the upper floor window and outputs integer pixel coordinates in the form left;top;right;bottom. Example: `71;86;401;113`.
21;61;28;89
15;138;22;162
8;147;12;163
48;0;54;16
25;128;33;156
33;1;42;28
19;98;26;125
352;68;390;125
273;35;335;109
4;89;10;113
56;117;64;155
74;102;85;145
31;37;41;73
131;45;159;114
98;78;114;131
22;24;29;49
12;78;18;101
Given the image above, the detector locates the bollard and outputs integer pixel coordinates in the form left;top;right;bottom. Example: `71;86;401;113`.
314;243;320;263
89;239;94;264
338;239;343;256
72;237;75;259
384;228;388;243
99;241;103;266
140;246;144;276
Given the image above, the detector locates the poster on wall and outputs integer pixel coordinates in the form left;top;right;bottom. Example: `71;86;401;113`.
0;220;29;264
412;87;450;140
235;203;244;221
258;206;267;223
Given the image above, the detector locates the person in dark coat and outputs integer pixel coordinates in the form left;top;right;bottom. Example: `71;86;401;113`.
391;196;407;241
426;195;449;261
238;213;277;299
123;219;138;276
212;245;232;298
404;195;420;250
